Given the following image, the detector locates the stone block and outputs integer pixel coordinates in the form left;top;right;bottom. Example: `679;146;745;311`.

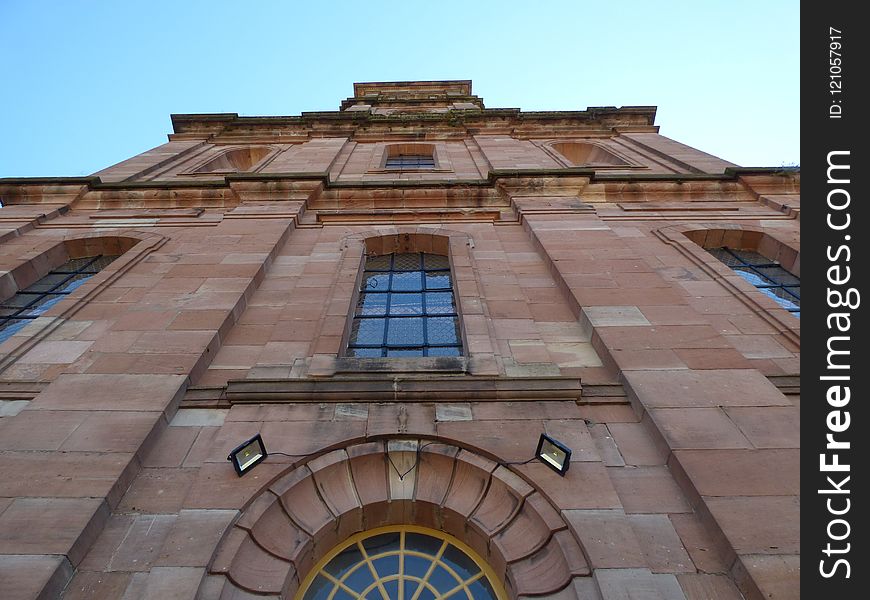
623;369;791;409
672;449;799;497
564;509;646;569
0;497;107;565
156;509;238;567
676;574;745;600
169;409;229;427
593;568;687;600
628;514;695;573
583;306;651;327
704;496;800;555
609;466;692;514
647;408;751;450
0;554;73;600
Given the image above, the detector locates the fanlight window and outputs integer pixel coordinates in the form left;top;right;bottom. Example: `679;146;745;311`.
551;142;629;166
298;527;505;600
0;255;119;343
194;146;271;173
348;252;462;357
709;248;800;318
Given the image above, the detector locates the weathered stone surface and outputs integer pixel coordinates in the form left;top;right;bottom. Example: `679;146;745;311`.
564;509;647;569
593;568;687;600
609;466;692;514
0;554;73;600
0;497;107;565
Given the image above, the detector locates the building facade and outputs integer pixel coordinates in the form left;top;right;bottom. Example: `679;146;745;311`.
0;81;799;600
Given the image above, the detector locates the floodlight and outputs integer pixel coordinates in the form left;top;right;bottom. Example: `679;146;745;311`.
536;433;572;476
227;434;267;476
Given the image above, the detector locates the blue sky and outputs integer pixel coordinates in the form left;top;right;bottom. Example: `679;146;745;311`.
0;1;799;178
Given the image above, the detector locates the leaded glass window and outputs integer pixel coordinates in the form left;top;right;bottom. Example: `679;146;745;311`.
385;155;436;170
0;255;119;343
298;527;505;600
708;248;800;318
348;252;462;357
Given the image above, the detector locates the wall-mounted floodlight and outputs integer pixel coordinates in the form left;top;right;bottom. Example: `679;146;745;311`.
228;434;267;476
536;433;572;476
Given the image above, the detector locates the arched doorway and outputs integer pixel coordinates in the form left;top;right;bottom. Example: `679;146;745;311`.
207;438;589;598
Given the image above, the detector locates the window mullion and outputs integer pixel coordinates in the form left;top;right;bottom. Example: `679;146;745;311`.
421;274;429;356
383;265;394;356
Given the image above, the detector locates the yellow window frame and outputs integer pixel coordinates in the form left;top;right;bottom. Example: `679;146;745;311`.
295;525;508;600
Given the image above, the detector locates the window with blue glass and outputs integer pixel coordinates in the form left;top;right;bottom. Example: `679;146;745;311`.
0;255;119;343
384;154;435;170
348;252;462;357
299;527;505;600
709;248;800;318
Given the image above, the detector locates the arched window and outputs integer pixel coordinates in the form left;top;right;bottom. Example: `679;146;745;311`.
348;252;462;357
194;146;272;173
708;248;800;318
550;142;629;167
0;254;119;343
298;527;506;600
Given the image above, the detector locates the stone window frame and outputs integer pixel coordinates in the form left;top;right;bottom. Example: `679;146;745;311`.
656;223;800;344
347;251;463;359
367;143;454;173
0;231;167;370
332;228;478;374
536;139;639;169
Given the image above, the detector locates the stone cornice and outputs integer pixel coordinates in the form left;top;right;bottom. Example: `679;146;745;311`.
168;106;659;138
0;167;801;202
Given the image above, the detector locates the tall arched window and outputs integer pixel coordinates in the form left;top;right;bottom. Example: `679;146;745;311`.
0;254;119;342
708;247;800;318
348;252;462;357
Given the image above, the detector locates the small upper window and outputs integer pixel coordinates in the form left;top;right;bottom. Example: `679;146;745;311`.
194;146;272;173
0;255;119;343
551;142;629;167
381;143;438;172
348;252;462;357
709;248;800;318
384;154;436;170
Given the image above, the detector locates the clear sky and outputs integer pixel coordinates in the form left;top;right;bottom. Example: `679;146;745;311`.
0;1;799;178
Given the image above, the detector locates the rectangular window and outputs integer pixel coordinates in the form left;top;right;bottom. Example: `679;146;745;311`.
384;155;436;170
348;252;462;357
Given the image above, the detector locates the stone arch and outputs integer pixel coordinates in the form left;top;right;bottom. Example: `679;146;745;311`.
2;231;164;294
339;225;473;255
206;439;590;599
675;224;799;276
